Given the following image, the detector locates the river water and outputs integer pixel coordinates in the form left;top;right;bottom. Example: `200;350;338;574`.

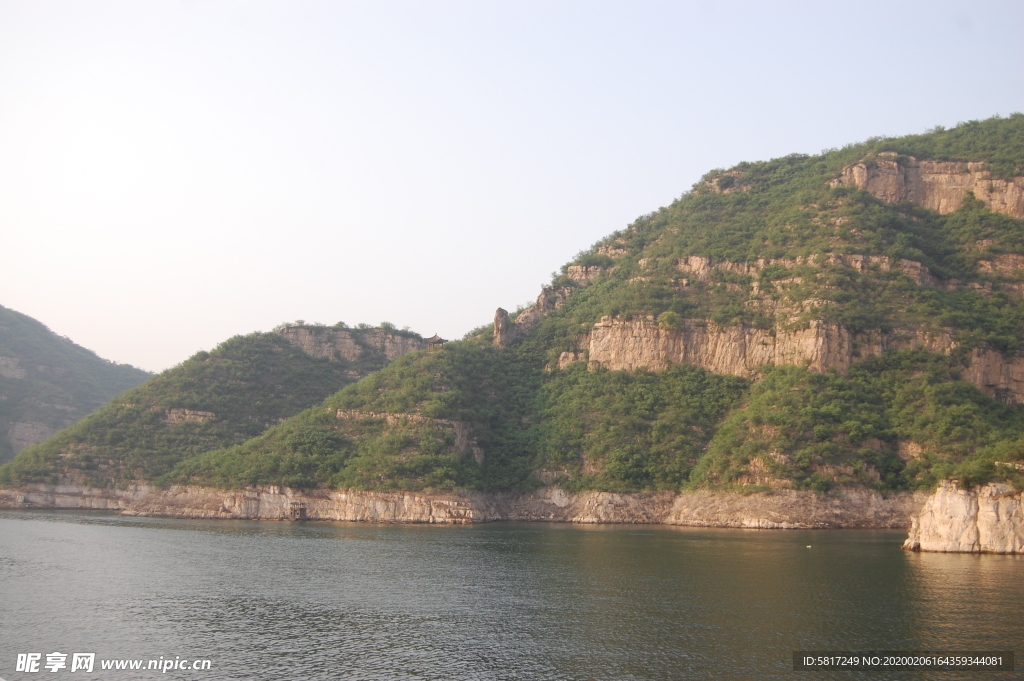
1;510;1021;680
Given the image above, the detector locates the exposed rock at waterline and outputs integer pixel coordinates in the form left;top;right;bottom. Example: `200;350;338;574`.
903;480;1024;554
0;482;924;528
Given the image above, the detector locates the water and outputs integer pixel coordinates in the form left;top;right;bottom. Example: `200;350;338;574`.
1;510;1021;680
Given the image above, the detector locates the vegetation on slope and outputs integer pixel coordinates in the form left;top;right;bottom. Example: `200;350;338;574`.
536;363;747;491
8;116;1024;494
0;325;409;487
691;353;1024;492
0;305;151;464
165;343;542;491
159;115;1024;494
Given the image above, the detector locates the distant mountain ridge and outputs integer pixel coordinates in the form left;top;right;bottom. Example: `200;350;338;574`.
0;305;151;464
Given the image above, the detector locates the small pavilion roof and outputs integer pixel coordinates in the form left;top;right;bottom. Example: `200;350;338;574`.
426;334;447;344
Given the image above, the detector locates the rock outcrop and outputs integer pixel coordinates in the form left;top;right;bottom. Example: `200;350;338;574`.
581;315;1024;403
832;153;1024;219
566;265;605;285
962;349;1024;404
677;253;939;287
277;326;426;362
0;482;924;528
588;316;853;377
494;286;574;348
164;408;215;424
978;253;1024;277
903;480;1024;554
492;308;512;348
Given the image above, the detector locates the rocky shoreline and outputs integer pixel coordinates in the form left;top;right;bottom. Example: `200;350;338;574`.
6;481;1021;553
902;481;1024;554
0;482;923;529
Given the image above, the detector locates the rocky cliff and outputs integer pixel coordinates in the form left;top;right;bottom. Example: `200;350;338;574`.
903;480;1024;554
494;286;575;348
0;482;924;528
582;316;1024;403
497;250;1024;403
832;153;1024;219
277;326;426;362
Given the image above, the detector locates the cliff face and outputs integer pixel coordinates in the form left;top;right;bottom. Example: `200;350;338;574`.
587;316;855;377
494;286;574;348
832;153;1024;219
0;482;924;528
962;349;1024;404
584;316;1024;403
903;480;1024;554
277;327;426;362
676;253;940;288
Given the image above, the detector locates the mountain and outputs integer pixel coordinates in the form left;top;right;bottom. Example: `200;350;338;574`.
5;115;1024;497
0;323;425;486
0;305;151;464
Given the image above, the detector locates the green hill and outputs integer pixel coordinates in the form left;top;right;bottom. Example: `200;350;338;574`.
0;305;151;465
0;323;424;487
7;115;1024;495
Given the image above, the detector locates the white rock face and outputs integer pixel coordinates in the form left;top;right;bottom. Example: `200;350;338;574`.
903;480;1024;554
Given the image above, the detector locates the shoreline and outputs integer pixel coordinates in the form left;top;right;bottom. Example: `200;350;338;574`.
0;482;924;529
6;481;1023;552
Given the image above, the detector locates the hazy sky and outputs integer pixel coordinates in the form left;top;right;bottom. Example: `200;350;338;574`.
2;1;1022;372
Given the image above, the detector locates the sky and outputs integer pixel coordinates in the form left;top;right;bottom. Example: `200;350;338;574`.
1;1;1022;372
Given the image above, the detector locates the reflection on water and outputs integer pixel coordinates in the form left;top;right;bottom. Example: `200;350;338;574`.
1;511;1020;680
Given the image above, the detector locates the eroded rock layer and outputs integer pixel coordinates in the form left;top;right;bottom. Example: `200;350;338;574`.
583;316;1024;403
0;483;923;528
903;480;1024;554
832;153;1024;219
277;327;426;362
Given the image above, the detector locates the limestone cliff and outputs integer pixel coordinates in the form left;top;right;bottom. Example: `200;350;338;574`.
0;482;924;528
583;316;1024;403
277;326;426;362
588;316;847;376
832;153;1024;219
903;480;1024;554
